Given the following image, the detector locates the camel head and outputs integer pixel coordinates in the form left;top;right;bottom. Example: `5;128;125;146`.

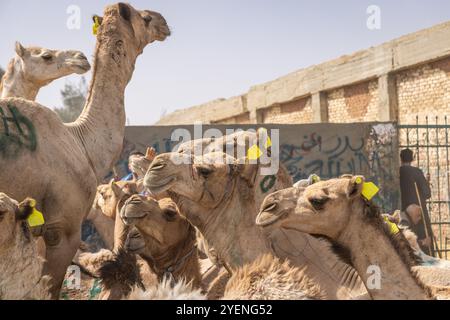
96;180;137;219
0;193;34;247
144;151;259;209
93;3;171;53
120;195;191;251
257;175;368;240
13;42;90;84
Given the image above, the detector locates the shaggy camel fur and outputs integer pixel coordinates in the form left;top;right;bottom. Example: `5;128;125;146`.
121;195;202;289
223;254;325;300
0;3;170;297
128;278;205;300
144;151;369;299
256;177;436;300
0;42;90;100
0;193;51;299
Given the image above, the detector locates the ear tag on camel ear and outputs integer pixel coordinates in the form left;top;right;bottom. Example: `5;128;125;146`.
257;128;272;149
309;174;320;185
356;179;379;201
362;182;379;201
27;199;45;227
247;144;263;161
383;216;400;235
93;16;100;35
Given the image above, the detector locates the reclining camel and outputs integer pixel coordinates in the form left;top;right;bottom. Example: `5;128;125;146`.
0;193;51;299
0;3;170;297
143;151;369;299
256;176;450;299
1;42;90;100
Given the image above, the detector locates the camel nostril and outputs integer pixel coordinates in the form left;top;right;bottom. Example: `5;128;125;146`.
150;162;165;171
75;53;88;60
262;202;278;212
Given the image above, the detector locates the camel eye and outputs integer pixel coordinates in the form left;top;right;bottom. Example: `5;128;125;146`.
309;197;329;211
197;167;212;178
41;52;52;61
163;209;177;222
143;15;153;26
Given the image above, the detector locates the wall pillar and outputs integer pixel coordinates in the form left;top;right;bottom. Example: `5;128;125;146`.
312;92;328;123
378;73;398;122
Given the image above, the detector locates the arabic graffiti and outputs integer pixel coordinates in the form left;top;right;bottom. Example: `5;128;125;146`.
279;125;398;211
0;104;37;158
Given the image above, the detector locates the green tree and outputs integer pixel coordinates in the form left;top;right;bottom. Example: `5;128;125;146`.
54;77;88;122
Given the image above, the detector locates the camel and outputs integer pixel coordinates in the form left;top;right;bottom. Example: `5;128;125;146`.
120;194;202;289
256;176;438;300
0;42;90;100
143;151;369;299
0;193;51;299
0;3;170;297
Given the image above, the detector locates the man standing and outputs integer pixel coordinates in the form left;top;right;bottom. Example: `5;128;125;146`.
399;148;434;256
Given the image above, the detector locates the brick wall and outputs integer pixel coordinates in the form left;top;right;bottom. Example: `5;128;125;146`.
260;97;312;124
396;56;450;124
327;80;379;123
213;112;251;124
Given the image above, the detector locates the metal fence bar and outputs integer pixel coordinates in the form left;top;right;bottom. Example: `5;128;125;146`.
399;117;450;259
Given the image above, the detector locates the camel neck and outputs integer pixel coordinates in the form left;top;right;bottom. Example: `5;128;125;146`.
67;17;140;181
201;185;271;269
0;60;40;100
338;212;428;300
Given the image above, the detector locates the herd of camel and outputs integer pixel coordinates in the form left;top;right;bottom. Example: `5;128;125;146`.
1;3;450;300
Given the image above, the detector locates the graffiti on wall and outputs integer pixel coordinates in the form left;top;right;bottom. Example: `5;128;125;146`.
0;104;37;158
120;123;399;211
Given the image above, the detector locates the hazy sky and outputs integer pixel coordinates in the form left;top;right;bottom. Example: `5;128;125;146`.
1;0;450;124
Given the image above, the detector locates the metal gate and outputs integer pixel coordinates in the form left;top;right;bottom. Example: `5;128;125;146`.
399;116;450;259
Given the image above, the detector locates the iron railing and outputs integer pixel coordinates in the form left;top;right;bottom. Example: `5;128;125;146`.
399;116;450;259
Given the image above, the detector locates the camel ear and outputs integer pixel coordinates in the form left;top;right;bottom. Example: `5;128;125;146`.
346;176;364;199
15;198;34;221
110;180;122;197
118;3;131;21
235;158;258;186
92;15;103;25
15;42;26;58
145;147;156;161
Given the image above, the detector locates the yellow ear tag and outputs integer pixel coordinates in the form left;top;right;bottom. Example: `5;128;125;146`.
311;174;320;183
265;135;272;149
361;182;379;201
27;200;45;227
383;216;400;235
93;16;100;35
247;144;263;160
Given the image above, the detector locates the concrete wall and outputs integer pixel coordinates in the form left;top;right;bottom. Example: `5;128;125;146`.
157;20;450;126
119;123;399;212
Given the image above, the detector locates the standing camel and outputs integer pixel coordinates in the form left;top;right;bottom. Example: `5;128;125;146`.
1;42;90;100
0;3;170;297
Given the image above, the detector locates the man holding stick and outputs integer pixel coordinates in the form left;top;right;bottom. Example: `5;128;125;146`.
399;148;435;256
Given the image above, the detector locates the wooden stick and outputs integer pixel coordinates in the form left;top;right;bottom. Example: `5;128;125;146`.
414;182;440;258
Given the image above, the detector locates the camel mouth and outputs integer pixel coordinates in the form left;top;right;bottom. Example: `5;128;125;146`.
125;230;146;253
144;175;176;194
66;59;91;73
256;208;288;227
